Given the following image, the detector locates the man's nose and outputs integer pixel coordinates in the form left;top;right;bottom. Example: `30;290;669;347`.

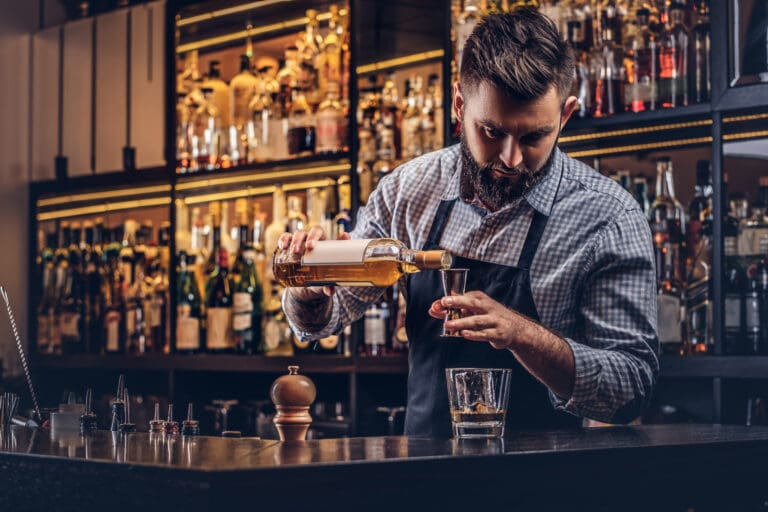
499;136;523;169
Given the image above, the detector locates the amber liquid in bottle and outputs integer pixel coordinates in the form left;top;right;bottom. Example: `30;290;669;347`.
274;259;422;287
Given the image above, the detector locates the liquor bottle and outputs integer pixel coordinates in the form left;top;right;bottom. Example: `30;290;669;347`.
305;187;324;230
358;160;374;205
691;1;710;103
81;221;101;354
205;248;235;353
276;45;301;119
287;88;316;157
264;185;287;281
193;87;221;170
261;284;293;356
687;160;712;261
724;234;745;355
148;226;170;354
205;201;223;278
625;8;658;112
176;251;202;354
391;281;409;352
286;195;308;233
684;227;712;356
745;261;761;355
316;82;345;154
334;177;353;237
322;179;340;240
232;205;263;355
649;157;686;283
248;70;277;162
37;232;57;354
273;238;452;288
60;233;85;354
659;2;690;108
567;19;592;118
590;6;625;117
381;73;401;158
202;61;231;129
657;244;685;354
401;76;423;159
456;0;481;72
757;238;768;354
363;300;389;356
318;4;343;94
102;238;126;354
632;176;651;217
299;9;324;107
373;128;397;185
252;202;268;287
230;54;259;131
125;252;147;353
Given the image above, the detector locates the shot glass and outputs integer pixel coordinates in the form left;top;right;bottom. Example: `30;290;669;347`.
445;368;512;439
440;268;469;337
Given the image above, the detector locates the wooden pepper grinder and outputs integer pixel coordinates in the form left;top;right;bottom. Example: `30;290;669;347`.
270;365;317;441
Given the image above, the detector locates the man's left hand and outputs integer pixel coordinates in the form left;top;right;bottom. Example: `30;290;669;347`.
428;291;535;350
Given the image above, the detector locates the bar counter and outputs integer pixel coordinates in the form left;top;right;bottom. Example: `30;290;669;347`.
1;424;766;511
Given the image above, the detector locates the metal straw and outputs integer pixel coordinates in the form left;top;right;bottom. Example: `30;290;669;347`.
0;287;41;422
0;392;20;427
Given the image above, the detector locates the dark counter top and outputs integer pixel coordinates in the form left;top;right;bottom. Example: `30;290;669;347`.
2;424;768;511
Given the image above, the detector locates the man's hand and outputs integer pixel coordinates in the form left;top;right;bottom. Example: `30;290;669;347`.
278;227;351;301
428;290;536;350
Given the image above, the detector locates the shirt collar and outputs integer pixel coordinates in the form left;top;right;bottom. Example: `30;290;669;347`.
449;145;565;216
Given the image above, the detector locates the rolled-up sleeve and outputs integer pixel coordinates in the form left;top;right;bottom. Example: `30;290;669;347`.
550;208;659;423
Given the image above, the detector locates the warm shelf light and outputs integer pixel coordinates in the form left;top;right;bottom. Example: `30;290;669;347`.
356;50;445;75
37;197;172;222
560;119;712;144
36;185;172;208
183;178;339;205
176;0;293;27
566;136;713;158
175;163;349;191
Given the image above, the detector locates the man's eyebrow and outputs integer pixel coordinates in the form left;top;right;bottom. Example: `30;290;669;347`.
477;119;555;136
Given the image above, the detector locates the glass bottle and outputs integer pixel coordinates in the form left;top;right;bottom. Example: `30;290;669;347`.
658;2;690;108
626;8;658;112
276;45;301;119
401;76;424;159
286;195;308;233
632;176;651;217
567;19;592;119
650;157;686;283
300;9;323;106
102;238;126;354
724;234;745;355
272;238;452;288
381;73;401;158
232;232;263;355
205;247;234;353
264;184;287;282
373;128;397;185
757;238;768;354
684;227;712;356
202;60;231;129
690;1;710;103
456;0;481;72
287;88;316;157
745;260;761;355
657;244;685;354
176;251;202;354
686;160;712;262
590;5;625;117
316;82;345;154
60;233;85;354
230;54;259;131
319;4;343;97
248;68;278;162
37;232;57;354
125;251;147;354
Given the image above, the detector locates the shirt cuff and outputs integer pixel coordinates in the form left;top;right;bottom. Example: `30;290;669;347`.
550;337;603;416
281;290;340;341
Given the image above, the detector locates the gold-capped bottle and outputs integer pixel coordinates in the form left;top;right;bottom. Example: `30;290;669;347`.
273;238;452;288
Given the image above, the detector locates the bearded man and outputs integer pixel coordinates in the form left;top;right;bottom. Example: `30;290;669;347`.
281;8;659;436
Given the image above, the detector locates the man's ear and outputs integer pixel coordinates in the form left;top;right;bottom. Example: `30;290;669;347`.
560;96;579;129
452;82;464;122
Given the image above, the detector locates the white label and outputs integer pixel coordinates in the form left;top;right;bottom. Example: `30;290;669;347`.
176;305;200;351
105;311;120;352
206;307;233;349
149;297;163;327
302;239;371;266
725;296;741;329
263;318;282;351
657;294;681;343
37;316;49;348
232;292;253;331
126;307;137;335
60;313;81;338
746;295;760;330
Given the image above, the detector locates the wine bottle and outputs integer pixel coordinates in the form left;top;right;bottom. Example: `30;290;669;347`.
273;238;451;288
176;251;202;354
205;247;234;353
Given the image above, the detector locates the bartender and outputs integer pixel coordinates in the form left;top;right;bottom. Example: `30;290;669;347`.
281;8;659;436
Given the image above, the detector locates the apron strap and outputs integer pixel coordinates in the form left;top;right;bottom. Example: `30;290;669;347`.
423;199;458;250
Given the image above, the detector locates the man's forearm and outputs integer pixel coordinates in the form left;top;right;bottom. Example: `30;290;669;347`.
283;288;335;333
511;321;575;400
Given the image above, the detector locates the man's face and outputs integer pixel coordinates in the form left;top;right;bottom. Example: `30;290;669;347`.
455;82;576;211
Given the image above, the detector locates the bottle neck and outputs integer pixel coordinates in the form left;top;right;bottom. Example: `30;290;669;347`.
656;162;676;199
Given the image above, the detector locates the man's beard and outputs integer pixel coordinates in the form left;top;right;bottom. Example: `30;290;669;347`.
460;129;556;211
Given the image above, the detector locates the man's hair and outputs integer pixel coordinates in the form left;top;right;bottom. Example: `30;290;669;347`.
460;9;574;102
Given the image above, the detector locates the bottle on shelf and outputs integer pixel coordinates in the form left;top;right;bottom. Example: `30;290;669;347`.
60;230;85;354
657;244;685;355
205;247;235;353
690;1;710;104
102;233;126;354
649;156;686;283
316;81;345;154
202;60;231;130
625;7;658;112
176;251;202;354
287;88;316;157
264;184;287;282
232;202;263;355
125;251;147;354
37;232;58;354
687;160;712;262
590;5;625;117
230;54;259;132
658;2;690;108
363;298;390;357
273;238;452;288
456;0;481;72
286;195;308;234
567;19;592;118
724;178;744;355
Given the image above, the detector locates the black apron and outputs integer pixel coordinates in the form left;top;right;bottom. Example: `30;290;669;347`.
404;190;581;437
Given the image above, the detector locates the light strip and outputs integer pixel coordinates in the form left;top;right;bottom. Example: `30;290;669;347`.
37;185;172;208
723;113;768;124
176;0;292;27
560;119;712;144
566;136;713;158
176;163;349;191
723;130;768;141
37;197;172;222
183;178;334;205
356;50;445;75
176;12;332;54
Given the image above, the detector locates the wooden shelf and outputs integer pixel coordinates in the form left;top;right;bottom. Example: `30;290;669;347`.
661;355;768;379
30;353;409;375
30;166;171;197
563;103;713;133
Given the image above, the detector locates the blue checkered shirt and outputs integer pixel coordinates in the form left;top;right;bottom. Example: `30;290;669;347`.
286;144;659;424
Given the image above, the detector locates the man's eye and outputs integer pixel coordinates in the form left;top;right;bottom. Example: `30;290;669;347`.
521;133;545;146
483;127;502;139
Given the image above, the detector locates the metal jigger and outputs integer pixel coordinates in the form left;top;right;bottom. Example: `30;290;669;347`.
440;268;469;337
270;366;316;441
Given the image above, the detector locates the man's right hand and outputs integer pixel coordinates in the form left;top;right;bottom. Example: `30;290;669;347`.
278;226;351;301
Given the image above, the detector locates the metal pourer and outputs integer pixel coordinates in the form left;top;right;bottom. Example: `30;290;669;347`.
79;388;98;434
181;403;200;436
164;404;180;435
109;375;126;431
118;388;136;433
148;402;165;433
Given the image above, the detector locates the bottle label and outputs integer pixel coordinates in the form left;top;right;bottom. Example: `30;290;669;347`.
657;294;682;343
105;311;120;352
206;307;233;349
302;239;372;265
316;111;344;152
263;317;283;351
37;315;49;349
176;305;200;351
126;307;137;335
232;292;253;331
48;313;61;348
149;296;163;328
746;294;760;330
725;295;741;329
60;313;81;339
